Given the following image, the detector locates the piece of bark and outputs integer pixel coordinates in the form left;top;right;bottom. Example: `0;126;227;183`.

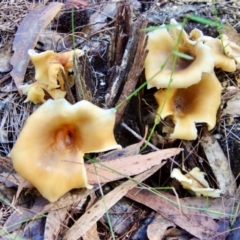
74;55;93;102
106;4;143;108
115;17;148;124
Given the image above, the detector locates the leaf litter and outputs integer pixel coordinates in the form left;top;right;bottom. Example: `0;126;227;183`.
1;0;240;239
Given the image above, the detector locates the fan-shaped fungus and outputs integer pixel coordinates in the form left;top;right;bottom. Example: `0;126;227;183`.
10;99;121;202
144;20;214;89
154;72;222;140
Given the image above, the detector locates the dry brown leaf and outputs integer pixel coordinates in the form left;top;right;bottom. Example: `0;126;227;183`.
82;194;100;240
222;92;240;116
63;165;164;240
201;129;236;197
44;207;70;240
126;188;219;239
10;2;64;89
3;188;95;233
222;23;240;45
87;148;182;184
82;3;117;36
0;172;32;188
147;214;174;240
63;148;182;240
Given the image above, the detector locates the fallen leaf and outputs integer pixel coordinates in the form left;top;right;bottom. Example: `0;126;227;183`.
44;207;71;240
223;92;240;116
10;2;64;89
222;23;240;45
82;194;100;240
3;188;96;233
201;128;236;197
126;188;219;239
147;214;174;240
82;3;117;36
63;164;165;239
87;148;182;184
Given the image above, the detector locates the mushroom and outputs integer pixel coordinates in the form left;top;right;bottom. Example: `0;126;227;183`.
20;49;84;104
203;36;236;72
10;99;121;202
144;19;214;89
221;34;240;69
154;72;222;140
19;82;66;104
171;168;221;197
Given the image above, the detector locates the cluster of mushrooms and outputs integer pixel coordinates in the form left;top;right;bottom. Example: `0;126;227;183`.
10;50;121;202
10;19;240;202
144;19;240;140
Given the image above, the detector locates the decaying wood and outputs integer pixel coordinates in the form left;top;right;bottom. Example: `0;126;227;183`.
109;3;132;67
115;17;148;124
74;55;93;102
105;3;141;107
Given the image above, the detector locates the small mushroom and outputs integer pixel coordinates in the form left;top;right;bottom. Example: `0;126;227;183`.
171;168;221;197
222;34;240;69
20;49;83;104
154;72;222;140
144;20;214;89
19;82;66;104
10;99;121;202
204;36;236;72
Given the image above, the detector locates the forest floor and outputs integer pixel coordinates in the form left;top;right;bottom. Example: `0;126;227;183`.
1;0;240;239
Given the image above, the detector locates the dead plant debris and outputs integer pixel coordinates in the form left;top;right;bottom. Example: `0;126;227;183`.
1;0;240;239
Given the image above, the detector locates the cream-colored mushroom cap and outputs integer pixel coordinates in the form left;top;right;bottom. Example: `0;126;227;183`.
154;72;222;140
28;49;64;90
19;83;45;104
20;49;83;104
171;168;221;197
222;34;240;69
144;21;214;89
204;37;236;72
10;99;121;202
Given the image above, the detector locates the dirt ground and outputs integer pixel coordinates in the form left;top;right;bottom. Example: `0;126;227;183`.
1;0;240;239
